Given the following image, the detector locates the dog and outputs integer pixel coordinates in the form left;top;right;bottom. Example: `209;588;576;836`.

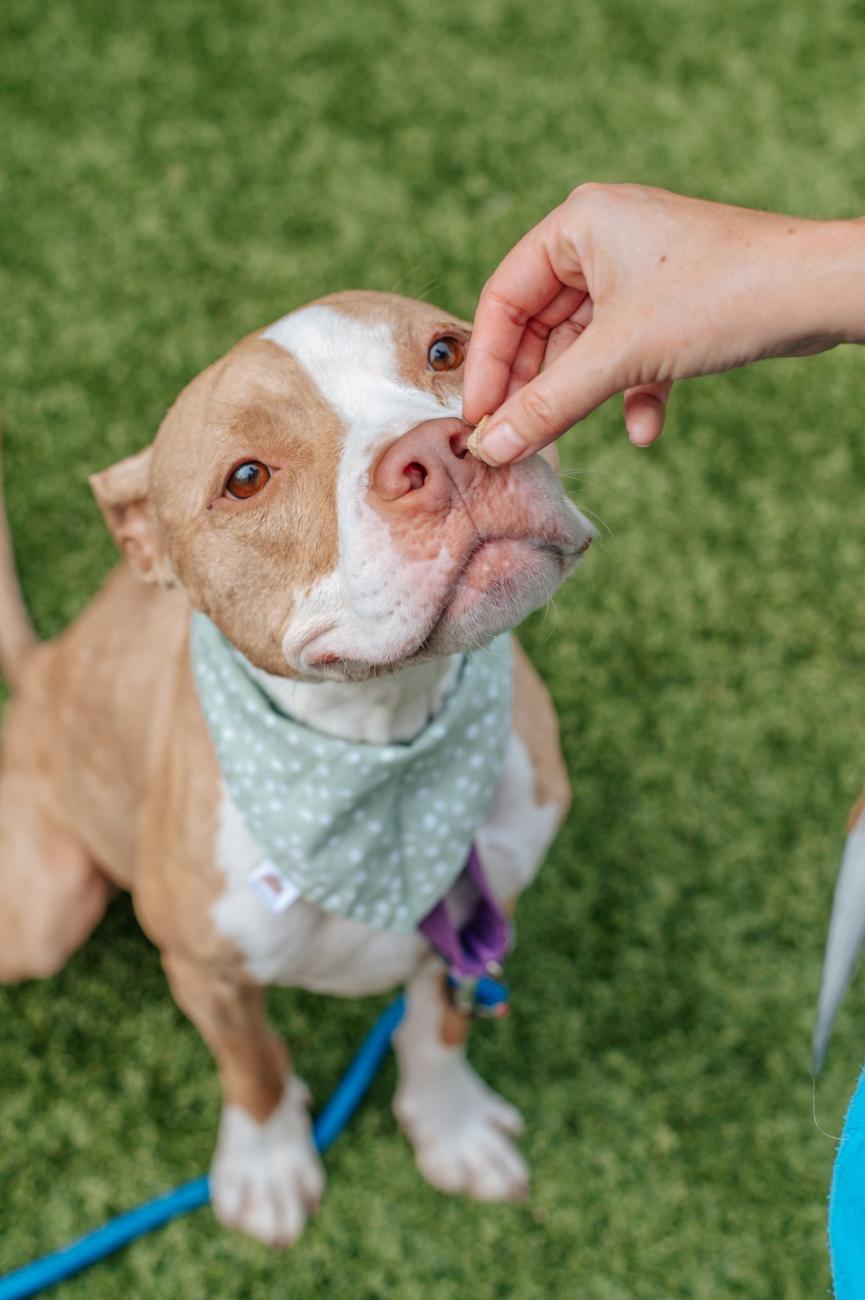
0;291;593;1246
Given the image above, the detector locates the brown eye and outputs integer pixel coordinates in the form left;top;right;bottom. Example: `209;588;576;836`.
428;336;465;372
225;460;271;500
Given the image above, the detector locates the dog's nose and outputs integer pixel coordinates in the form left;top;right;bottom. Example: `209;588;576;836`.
370;417;478;504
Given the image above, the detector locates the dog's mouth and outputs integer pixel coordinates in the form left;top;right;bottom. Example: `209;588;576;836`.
299;526;593;679
442;535;588;623
414;532;591;658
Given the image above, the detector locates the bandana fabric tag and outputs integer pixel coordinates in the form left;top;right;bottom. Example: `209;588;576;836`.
248;859;302;914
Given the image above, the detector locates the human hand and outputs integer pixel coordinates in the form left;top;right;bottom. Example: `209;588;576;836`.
463;184;860;464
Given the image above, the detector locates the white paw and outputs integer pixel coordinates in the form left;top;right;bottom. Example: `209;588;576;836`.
211;1075;324;1247
395;1058;529;1202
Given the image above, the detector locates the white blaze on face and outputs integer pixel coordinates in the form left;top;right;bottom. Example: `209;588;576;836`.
262;305;463;673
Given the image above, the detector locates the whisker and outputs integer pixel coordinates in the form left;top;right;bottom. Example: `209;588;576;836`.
389;264;427;295
539;598;561;641
414;278;441;303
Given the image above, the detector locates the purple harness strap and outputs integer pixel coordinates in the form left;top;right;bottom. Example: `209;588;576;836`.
417;845;511;981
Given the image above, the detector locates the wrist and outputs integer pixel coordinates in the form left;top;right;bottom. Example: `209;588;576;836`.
801;218;865;347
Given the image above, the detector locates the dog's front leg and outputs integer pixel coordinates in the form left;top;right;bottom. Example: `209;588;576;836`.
393;959;529;1202
162;953;324;1246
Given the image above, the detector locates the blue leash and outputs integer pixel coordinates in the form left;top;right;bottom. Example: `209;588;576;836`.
0;997;406;1300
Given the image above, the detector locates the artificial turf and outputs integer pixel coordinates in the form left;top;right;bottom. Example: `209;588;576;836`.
2;1;865;1295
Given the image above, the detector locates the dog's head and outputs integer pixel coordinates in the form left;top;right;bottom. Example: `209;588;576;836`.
91;291;593;679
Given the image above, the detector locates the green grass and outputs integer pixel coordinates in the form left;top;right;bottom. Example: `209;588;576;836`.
1;0;865;1295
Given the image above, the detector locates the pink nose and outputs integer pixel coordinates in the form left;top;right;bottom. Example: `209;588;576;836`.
370;417;478;504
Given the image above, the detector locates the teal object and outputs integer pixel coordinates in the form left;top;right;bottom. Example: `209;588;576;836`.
831;1063;865;1297
190;613;512;933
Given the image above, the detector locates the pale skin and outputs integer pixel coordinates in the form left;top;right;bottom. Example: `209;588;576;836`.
463;183;865;464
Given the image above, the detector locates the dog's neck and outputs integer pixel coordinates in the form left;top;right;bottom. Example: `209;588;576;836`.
245;655;463;745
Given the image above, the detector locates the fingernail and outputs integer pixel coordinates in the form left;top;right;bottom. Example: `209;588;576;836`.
476;422;527;466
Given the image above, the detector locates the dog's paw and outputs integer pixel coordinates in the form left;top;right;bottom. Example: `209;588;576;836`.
211;1075;324;1247
395;1058;529;1202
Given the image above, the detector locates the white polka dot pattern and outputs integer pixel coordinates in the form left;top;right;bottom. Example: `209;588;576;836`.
190;614;513;933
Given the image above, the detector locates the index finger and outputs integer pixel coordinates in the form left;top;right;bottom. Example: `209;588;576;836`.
463;213;568;424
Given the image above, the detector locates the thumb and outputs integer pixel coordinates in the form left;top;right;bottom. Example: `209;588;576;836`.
471;322;623;465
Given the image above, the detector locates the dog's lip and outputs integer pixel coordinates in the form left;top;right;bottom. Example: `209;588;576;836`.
432;534;577;623
409;532;585;659
450;529;591;576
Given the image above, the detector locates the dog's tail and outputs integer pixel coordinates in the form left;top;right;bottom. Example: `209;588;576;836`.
0;418;38;689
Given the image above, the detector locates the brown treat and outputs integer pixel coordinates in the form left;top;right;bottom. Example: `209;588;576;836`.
466;415;498;465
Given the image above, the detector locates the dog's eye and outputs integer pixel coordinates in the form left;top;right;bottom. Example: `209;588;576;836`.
428;336;465;372
225;461;271;500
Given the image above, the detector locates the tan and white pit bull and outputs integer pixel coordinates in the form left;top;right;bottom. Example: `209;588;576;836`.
0;291;593;1246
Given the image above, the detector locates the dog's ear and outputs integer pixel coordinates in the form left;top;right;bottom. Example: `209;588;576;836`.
89;447;175;586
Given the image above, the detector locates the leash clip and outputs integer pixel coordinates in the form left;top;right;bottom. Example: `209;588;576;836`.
446;968;510;1019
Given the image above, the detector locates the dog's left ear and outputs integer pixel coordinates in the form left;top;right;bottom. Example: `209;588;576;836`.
89;447;176;586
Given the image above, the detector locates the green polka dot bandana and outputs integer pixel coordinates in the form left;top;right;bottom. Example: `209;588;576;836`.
190;613;513;934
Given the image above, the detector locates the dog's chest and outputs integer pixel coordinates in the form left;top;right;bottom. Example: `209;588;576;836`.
210;790;428;993
209;724;558;996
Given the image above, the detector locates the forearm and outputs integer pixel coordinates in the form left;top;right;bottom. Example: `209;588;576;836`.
664;207;865;370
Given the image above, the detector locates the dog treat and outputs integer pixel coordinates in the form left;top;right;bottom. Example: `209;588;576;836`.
467;416;498;466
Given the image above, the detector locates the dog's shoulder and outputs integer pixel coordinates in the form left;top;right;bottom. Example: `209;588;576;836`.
132;637;243;965
510;636;571;816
